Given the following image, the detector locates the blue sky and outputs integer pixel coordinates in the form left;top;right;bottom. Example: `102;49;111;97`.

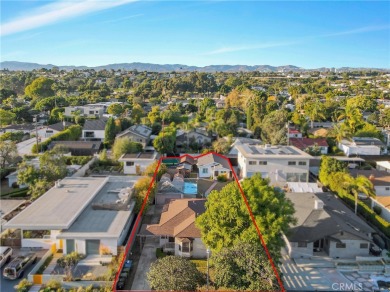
1;0;389;68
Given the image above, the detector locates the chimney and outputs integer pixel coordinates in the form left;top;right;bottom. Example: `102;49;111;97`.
314;199;324;210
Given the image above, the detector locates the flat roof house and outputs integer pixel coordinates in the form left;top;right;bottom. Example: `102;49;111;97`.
237;144;312;183
118;151;159;175
4;176;137;256
140;198;207;258
338;137;387;157
284;192;374;259
49;141;102;156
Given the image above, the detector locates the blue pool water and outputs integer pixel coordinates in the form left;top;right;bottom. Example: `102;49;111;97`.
183;182;197;195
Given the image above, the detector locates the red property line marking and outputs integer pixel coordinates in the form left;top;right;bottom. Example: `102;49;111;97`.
113;152;285;292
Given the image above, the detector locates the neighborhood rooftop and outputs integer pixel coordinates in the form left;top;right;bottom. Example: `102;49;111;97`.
236;144;312;158
4;177;108;230
121;152;158;159
82;119;107;131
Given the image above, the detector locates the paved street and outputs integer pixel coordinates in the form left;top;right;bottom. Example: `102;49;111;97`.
16;137;48;155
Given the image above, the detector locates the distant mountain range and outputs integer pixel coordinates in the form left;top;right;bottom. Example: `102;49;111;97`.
0;61;388;73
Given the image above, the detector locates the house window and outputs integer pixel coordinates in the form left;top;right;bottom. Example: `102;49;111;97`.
360;243;368;249
89;111;94;114
288;161;296;165
298;161;307;166
249;161;256;165
202;168;208;174
297;242;307;248
168;237;175;242
126;161;134;166
336;242;346;248
259;161;267;165
84;131;95;138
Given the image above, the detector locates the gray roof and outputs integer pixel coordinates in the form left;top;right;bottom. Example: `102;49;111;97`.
49;140;102;150
196;153;231;169
285;192;374;243
1;124;35;131
82;119;107;131
57;180;135;239
47;121;74;132
117;124;152;139
341;137;385;147
5;177;108;230
349;169;390;186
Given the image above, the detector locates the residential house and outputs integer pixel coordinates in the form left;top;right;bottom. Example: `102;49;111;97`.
338;137;387;157
116;124;152;147
176;129;213;149
141;198;207;258
64;105;104;118
82;119;107;141
237;144;312;183
376;161;390;173
228;137;262;155
288;129;302;138
284;192;374;259
349;169;390;197
216;99;226;108
118;151;159;175
37;121;74;138
0;124;36;134
155;173;184;205
381;129;390;146
290;138;329;154
48;141;102;156
4;176;137;256
196;153;232;179
177;155;196;176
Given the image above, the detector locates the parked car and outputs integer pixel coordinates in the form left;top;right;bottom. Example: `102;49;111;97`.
0;247;13;268
3;253;37;280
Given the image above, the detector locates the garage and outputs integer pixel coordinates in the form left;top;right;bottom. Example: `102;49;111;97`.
86;240;100;255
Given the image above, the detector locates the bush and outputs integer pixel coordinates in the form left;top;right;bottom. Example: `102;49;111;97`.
65;156;92;166
32;125;82;153
217;174;227;182
11;182;19;188
373;205;382;216
14;279;32;292
156;248;167;258
44;279;62;290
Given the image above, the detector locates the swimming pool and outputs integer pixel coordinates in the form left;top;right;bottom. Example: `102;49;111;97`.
183;182;197;195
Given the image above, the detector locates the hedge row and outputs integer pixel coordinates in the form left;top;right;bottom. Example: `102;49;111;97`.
337;189;390;238
65;156;92;166
32;125;82;153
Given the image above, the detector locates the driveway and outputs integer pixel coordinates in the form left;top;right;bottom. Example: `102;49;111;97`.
130;236;159;290
0;248;47;292
280;249;354;291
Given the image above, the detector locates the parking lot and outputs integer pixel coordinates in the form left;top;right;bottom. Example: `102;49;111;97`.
0;248;47;292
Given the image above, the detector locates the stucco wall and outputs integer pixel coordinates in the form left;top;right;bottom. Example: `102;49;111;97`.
328;239;370;258
289;242;313;259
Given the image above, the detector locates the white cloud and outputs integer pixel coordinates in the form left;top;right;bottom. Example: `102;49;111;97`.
204;41;298;55
1;0;138;36
321;25;390;37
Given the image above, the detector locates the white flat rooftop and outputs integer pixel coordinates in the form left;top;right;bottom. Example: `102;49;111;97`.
4;177;108;230
236;144;312;158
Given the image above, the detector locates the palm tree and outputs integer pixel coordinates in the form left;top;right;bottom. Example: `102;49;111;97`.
344;175;376;214
330;123;352;143
304;99;326;129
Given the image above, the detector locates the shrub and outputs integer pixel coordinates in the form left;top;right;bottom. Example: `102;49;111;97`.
14;279;32;292
217;174;227;182
11;182;19;188
156;248;167;258
44;279;62;290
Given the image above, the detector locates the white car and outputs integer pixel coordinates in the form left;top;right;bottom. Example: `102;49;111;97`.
0;247;13;268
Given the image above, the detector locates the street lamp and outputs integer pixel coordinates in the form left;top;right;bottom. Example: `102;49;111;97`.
206;247;210;291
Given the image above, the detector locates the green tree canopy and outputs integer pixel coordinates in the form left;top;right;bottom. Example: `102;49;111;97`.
0;109;16;126
260;110;288;145
319;156;347;186
0;140;18;169
112;137;142;159
153;126;176;154
213;243;278;291
25;77;55;99
104;117;117;145
39;151;68;181
147;256;204;291
196;174;296;260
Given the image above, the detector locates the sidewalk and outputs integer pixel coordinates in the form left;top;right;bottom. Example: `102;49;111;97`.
42;252;63;274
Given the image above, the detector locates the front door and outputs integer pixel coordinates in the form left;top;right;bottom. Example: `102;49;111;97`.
86;240;100;255
66;239;75;253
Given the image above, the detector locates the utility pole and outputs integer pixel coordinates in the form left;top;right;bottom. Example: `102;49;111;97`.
34;115;39;153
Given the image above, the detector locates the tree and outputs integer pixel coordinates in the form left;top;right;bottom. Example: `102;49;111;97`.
260;110;288;145
0;109;16;126
0;140;18;169
24;77;55;99
213;243;277;291
196;174;295;260
17;161;40;186
153;126;176;154
39;152;67;181
147;256;204;291
28;179;51;200
133;176;156;212
130;103;145;124
143;160;167;178
107;103;125;116
14;278;33;292
104;117;117;145
319;156;347;186
304;98;326;129
112;137;142;159
212;138;230;154
344;175;376;214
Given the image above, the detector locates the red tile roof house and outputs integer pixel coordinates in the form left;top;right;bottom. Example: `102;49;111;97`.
139;198;208;258
290;138;329;154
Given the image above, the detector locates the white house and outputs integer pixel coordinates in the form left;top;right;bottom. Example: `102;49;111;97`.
37;121;74;138
338;137;387;157
116;124;152;147
118;152;159;175
82;119;106;141
288;129;302;138
284;192;374;259
237;144;312;183
65;105;104;118
141;198;208;258
196;153;232;179
228;137;262;155
349;169;390;197
4;176;139;256
376;161;390;173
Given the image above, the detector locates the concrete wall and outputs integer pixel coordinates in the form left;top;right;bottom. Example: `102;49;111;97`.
191;238;207;259
122;159;154;175
71;157;97;178
328;239;370;258
118;214;135;246
100;239;117;255
339;144;381;156
156;193;183;205
374;186;390;197
289;241;313;259
22;238;54;249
